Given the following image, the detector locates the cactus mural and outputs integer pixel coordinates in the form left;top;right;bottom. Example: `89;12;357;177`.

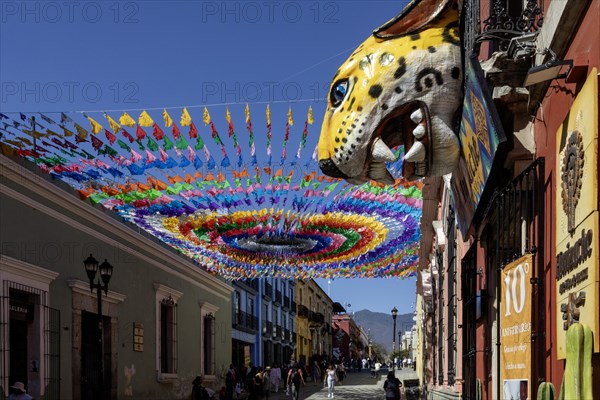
557;323;594;400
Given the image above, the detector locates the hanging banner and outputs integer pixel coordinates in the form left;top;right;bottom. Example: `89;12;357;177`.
500;254;533;400
450;55;506;238
244;345;251;367
555;67;599;359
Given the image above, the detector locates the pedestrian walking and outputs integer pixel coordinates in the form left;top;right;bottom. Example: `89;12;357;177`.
383;371;402;400
310;360;321;386
247;367;257;400
287;366;305;400
335;362;345;384
191;376;211;400
263;367;271;400
374;361;382;379
253;367;265;400
225;364;236;400
324;363;338;398
281;363;290;395
270;363;282;393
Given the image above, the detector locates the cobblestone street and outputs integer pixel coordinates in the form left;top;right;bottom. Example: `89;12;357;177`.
237;369;419;400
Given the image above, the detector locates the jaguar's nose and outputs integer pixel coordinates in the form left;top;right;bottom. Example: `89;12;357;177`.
318;159;349;179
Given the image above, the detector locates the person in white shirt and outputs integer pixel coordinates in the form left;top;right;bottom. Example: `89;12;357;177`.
324;363;338;398
270;363;282;393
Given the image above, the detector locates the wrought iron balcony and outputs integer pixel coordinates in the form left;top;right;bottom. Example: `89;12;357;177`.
315;312;325;324
275;325;283;339
483;0;543;34
464;0;544;56
284;328;290;342
308;311;324;323
291;301;297;314
283;296;290;310
234;311;258;332
297;305;309;318
263;321;273;336
238;278;259;291
274;290;282;305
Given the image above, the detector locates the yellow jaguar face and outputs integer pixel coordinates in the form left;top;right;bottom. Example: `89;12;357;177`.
318;0;462;184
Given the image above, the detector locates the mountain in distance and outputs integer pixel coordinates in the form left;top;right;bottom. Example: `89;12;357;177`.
352;309;415;354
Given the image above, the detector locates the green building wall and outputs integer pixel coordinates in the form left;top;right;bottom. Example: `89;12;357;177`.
1;156;232;399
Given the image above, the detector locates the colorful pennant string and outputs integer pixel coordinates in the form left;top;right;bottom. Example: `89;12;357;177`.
0;106;422;279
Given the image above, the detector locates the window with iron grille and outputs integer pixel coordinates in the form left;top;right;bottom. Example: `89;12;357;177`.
203;314;215;375
491;158;546;388
461;245;478;400
247;296;254;317
438;250;445;385
234;291;241;314
154;284;182;380
160;297;177;374
447;208;457;386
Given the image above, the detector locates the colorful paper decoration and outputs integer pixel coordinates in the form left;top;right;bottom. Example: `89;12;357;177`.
0;106;422;279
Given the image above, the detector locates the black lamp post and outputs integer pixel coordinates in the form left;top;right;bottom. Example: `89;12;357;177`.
83;254;113;400
391;307;398;372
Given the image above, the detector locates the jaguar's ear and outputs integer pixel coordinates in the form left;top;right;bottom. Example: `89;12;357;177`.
373;0;456;39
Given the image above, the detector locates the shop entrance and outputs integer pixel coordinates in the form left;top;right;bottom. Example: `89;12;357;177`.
7;287;38;397
1;279;60;400
9;319;28;386
81;311;112;400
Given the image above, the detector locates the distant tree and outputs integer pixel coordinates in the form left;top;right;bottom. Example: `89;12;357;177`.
369;342;387;361
391;348;410;360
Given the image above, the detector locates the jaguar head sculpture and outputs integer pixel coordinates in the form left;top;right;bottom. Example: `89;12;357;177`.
318;0;463;184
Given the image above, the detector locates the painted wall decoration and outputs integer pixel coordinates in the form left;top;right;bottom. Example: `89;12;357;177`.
317;0;463;184
500;254;533;400
555;67;599;359
0;106;422;279
450;55;506;238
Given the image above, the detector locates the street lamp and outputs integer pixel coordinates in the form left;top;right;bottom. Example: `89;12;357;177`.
83;254;113;400
391;307;398;372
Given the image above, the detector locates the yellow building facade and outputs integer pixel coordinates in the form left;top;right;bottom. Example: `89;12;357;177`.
294;279;334;365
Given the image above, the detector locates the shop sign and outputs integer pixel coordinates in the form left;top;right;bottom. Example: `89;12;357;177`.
133;322;144;352
500;254;533;400
451;55;506;238
555;67;599;359
244;345;251;367
9;299;33;321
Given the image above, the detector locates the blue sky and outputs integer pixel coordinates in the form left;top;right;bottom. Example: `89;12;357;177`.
1;0;415;314
314;277;416;315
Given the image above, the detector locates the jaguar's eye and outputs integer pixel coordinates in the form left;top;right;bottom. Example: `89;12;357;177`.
330;80;349;107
